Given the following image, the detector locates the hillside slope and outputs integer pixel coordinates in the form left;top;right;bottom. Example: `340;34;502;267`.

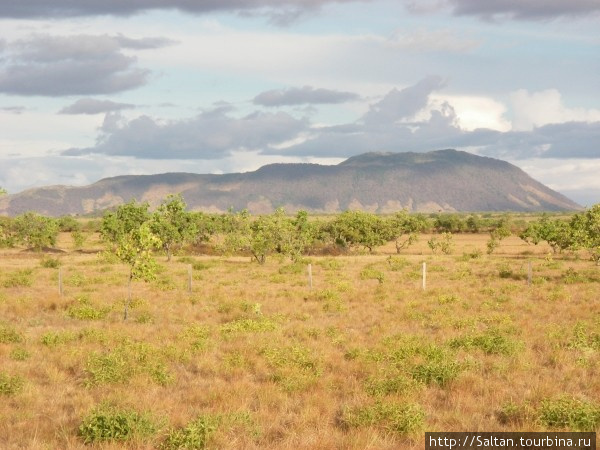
0;150;581;216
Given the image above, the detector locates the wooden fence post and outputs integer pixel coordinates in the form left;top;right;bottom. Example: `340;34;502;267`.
58;267;63;297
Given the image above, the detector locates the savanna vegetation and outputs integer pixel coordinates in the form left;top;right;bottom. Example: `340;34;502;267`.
0;198;599;449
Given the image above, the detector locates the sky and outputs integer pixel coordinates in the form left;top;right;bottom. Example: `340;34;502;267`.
0;0;599;206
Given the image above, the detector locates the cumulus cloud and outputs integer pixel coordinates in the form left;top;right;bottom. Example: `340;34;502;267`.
0;34;172;96
274;79;600;160
361;75;445;126
56;78;600;164
59;98;136;115
0;0;368;22
404;0;600;21
63;107;308;159
253;86;360;107
510;89;600;131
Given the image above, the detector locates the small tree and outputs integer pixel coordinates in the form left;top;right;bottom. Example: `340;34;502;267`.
520;215;573;254
150;194;197;261
486;218;512;255
100;201;160;319
0;216;16;248
114;222;162;320
570;204;600;265
384;211;428;253
101;200;151;249
0;187;7;196
13;212;59;251
326;210;387;253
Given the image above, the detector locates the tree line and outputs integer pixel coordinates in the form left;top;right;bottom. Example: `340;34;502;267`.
1;196;599;266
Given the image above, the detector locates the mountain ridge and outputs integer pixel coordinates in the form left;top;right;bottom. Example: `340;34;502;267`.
0;150;581;216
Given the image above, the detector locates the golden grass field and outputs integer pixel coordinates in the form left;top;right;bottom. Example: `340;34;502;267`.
1;232;599;449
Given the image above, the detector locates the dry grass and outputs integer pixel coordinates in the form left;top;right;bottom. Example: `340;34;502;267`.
0;232;599;449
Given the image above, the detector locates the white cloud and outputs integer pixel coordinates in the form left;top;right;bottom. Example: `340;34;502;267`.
510;88;600;131
432;94;511;131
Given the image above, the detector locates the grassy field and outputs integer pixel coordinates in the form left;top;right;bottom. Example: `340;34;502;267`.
1;233;599;449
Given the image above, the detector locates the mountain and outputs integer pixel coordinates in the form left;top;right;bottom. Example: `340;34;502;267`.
0;150;581;216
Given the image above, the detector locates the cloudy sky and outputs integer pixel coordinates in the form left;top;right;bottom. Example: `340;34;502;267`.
1;0;599;206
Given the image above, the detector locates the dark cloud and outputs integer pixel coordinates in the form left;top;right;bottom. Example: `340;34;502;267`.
59;98;135;115
465;122;600;160
405;0;600;20
0;34;171;96
0;1;368;21
63;108;308;159
253;86;360;107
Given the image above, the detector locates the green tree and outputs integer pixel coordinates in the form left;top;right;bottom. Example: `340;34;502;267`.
486;217;512;255
384;211;428;253
0;187;7;196
326;210;387;253
13;212;59;251
114;222;162;320
0;216;16;248
101;201;160;319
101;200;151;249
570;204;600;264
150;194;197;261
520;214;573;254
221;208;312;264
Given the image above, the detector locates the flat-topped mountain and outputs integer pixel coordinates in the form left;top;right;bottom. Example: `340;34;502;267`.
0;150;581;216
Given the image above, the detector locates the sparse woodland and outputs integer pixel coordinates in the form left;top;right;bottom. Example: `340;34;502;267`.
0;199;599;449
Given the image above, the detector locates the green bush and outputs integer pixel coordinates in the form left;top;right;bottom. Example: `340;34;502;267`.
2;269;33;288
411;360;461;387
67;296;111;321
40;256;61;268
161;414;219;449
41;331;76;346
0;371;24;395
539;397;600;431
340;401;425;434
10;347;30;361
0;324;23;343
78;404;156;443
365;373;418;397
360;267;385;284
449;328;521;356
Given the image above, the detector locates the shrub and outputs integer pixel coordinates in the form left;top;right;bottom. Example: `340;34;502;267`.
85;351;134;386
360;267;385;284
365;373;419;397
78;404;156;443
0;372;24;395
410;360;461;387
538;397;600;431
41;331;76;347
0;324;23;343
10;348;30;361
496;401;532;426
67;296;111;321
220;318;278;336
40;256;61;268
2;269;33;288
340;402;425;434
449;328;521;356
161;414;219;449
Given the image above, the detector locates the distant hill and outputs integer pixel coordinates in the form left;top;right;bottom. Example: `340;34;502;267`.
0;150;581;216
